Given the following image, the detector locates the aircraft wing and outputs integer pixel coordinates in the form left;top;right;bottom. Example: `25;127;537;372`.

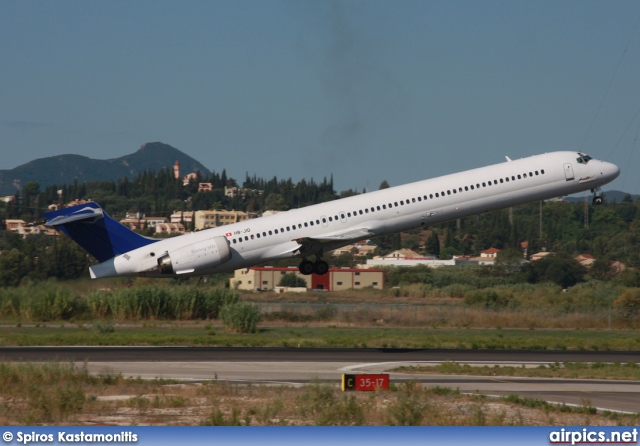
292;226;377;257
298;227;375;242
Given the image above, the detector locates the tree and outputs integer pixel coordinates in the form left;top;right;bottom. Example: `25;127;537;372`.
523;253;586;288
495;248;526;275
425;231;440;257
0;249;26;286
589;258;615;281
278;273;307;288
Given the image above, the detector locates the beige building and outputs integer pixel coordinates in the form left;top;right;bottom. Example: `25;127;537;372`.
5;219;57;237
331;240;377;257
231;266;384;291
155;223;185;235
170;211;194;225
194;210;257;230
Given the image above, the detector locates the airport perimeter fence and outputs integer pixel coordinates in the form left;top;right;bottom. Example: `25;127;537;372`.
252;301;640;329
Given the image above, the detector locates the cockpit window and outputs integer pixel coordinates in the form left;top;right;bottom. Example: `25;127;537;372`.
576;153;592;164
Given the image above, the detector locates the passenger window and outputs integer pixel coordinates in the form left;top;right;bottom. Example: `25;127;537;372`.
365;209;369;213
304;223;308;227
257;233;261;238
482;182;486;187
523;173;527;178
435;193;439;198
310;221;314;226
274;229;278;234
322;218;326;223
233;239;237;244
541;169;545;174
517;175;521;179
429;194;433;199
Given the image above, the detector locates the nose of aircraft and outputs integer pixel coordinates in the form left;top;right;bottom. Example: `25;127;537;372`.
600;161;621;183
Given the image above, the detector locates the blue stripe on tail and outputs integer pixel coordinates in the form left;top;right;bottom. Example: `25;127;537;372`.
44;202;158;262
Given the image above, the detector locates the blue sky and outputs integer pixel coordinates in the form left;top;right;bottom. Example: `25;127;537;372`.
2;1;640;193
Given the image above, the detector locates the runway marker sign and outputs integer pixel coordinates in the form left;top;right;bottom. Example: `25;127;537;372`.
341;374;389;391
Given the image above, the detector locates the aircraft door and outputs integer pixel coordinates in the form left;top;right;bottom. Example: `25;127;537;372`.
563;163;575;181
321;216;329;228
339;212;347;223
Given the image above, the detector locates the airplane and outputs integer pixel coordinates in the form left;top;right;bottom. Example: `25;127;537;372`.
44;151;619;279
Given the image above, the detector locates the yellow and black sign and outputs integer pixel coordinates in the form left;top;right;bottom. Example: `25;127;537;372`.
341;374;389;391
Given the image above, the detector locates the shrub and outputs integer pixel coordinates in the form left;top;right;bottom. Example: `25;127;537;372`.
463;289;514;308
220;302;261;333
613;288;640;320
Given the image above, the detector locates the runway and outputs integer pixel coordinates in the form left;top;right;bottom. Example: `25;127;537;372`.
1;347;639;414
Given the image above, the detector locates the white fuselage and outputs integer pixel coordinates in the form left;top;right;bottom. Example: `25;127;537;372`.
90;151;619;278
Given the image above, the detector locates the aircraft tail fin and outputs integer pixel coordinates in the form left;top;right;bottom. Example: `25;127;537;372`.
44;202;158;262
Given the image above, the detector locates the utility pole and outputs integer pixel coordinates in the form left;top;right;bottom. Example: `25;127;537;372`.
539;201;542;241
584;194;589;229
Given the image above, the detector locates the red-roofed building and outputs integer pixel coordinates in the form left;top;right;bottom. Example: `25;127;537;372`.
480;247;501;258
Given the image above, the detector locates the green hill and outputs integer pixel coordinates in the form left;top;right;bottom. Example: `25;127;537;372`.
0;142;211;196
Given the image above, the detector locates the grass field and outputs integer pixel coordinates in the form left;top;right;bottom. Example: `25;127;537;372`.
1;322;640;351
395;361;640;380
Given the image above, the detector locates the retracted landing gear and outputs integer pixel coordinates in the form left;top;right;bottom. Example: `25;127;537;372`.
591;187;603;206
298;258;329;275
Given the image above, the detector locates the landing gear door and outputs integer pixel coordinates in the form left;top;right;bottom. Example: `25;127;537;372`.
563;163;574;181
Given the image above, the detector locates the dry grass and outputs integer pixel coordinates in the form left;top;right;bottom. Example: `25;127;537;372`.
0;363;638;426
